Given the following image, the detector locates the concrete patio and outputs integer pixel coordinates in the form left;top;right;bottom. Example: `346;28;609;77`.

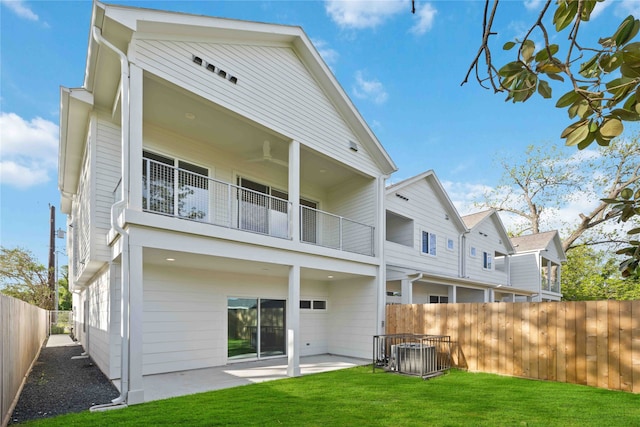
114;354;370;402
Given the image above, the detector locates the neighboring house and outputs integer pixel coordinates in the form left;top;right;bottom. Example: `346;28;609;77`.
511;231;567;302
385;172;535;305
59;2;396;404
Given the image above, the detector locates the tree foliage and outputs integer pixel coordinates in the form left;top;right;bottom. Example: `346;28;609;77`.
57;265;72;311
562;245;640;300
455;0;640;276
0;246;54;309
476;136;640;252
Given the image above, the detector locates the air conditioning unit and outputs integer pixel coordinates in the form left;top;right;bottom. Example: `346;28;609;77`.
391;343;437;376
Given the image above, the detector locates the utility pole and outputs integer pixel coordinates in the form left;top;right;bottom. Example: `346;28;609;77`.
48;204;56;310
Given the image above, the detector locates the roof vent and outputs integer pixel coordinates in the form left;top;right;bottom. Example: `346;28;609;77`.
206;63;216;72
229;76;238;84
192;55;203;66
395;193;409;201
349;140;358;152
218;69;227;79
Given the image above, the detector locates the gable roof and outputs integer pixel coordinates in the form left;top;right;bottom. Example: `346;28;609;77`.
386;170;469;233
511;230;567;261
461;209;515;254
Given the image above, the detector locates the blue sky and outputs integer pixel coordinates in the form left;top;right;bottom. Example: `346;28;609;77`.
1;0;639;265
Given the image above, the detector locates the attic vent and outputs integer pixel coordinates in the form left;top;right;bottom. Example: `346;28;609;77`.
348;140;359;152
395;193;409;201
191;53;238;85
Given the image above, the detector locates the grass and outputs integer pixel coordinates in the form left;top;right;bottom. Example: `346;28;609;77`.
22;367;640;426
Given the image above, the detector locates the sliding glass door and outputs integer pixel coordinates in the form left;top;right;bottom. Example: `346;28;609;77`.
228;297;286;360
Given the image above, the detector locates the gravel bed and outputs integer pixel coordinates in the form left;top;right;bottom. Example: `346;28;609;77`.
9;337;120;424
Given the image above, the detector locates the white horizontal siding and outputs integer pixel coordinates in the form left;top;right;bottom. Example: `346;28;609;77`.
510;253;540;293
300;281;329;356
93;115;122;263
133;38;380;177
464;216;511;286
385;179;461;276
327;277;377;359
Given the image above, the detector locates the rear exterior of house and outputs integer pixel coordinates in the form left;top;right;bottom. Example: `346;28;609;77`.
384;173;535;305
511;231;566;301
59;2;396;404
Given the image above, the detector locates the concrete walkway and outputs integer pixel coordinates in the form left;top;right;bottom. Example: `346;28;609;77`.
135;354;370;402
45;334;78;348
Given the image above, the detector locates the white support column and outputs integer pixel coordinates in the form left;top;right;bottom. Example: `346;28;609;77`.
128;64;144;212
287;264;300;377
400;279;412;305
127;242;144;404
288;140;300;243
449;286;457;304
376;176;388;334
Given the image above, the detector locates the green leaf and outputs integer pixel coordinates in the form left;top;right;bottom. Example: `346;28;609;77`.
600;118;624;138
498;61;524;77
537;80;552;99
579;54;600;77
621;188;634;200
554;1;577;32
535;44;559;62
556;90;581;108
610;108;640;121
503;41;516;51
577;132;595;150
620;63;640;78
560;119;587;138
628;228;640;235
614;15;637;47
521;40;535;63
564;121;589;146
546;73;565;82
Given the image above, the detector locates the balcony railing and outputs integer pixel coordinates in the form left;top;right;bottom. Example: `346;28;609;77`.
143;158;291;239
300;206;374;256
542;278;561;293
140;158;375;256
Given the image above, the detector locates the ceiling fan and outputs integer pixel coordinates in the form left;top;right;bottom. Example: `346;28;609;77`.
246;140;288;167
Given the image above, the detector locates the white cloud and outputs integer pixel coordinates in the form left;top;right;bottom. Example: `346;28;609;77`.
616;0;640;18
312;39;339;68
0;0;38;21
410;2;437;35
325;0;409;29
523;0;544;12
0;112;58;188
352;71;388;105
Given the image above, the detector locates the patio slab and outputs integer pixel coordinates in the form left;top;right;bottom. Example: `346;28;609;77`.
119;354;369;402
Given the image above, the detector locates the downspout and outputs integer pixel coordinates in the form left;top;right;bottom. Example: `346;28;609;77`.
89;26;131;411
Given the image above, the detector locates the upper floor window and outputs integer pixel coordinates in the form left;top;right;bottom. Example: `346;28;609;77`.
483;251;493;270
447;238;455;251
470;246;477;257
421;231;436;256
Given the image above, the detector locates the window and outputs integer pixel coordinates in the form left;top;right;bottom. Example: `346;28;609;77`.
470;246;477;257
421;231;437;256
447;238;455;251
300;300;311;309
300;300;326;310
429;295;449;304
312;300;327;310
143;150;208;220
483;251;493;270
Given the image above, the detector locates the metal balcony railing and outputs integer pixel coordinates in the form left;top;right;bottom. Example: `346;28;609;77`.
138;159;376;256
142;158;291;239
300;205;375;256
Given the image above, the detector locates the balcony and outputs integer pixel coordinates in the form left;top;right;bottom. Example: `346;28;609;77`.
541;278;560;293
140;158;374;256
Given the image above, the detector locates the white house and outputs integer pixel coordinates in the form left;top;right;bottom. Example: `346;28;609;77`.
59;2;396;405
385;172;535;305
510;231;566;301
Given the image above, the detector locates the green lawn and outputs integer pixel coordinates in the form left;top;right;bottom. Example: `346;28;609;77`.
22;367;640;426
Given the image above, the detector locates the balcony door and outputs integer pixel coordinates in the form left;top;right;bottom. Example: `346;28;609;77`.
227;297;286;360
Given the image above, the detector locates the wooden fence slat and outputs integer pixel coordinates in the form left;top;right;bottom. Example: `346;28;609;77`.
608;301;621;391
538;302;549;380
469;303;479;372
619;301;633;392
505;302;514;377
522;302;531;378
596;300;609;389
555;302;566;383
564;302;576;384
513;303;523;377
632;300;640;394
547;302;558;382
490;304;500;374
530;303;539;379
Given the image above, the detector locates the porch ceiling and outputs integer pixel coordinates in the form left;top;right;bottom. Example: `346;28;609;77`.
142;75;366;190
143;248;365;282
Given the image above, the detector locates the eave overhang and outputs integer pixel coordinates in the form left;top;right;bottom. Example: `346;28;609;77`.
59;86;93;214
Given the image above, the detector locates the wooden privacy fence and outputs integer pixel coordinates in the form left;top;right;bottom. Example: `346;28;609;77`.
386;301;640;393
1;295;48;427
